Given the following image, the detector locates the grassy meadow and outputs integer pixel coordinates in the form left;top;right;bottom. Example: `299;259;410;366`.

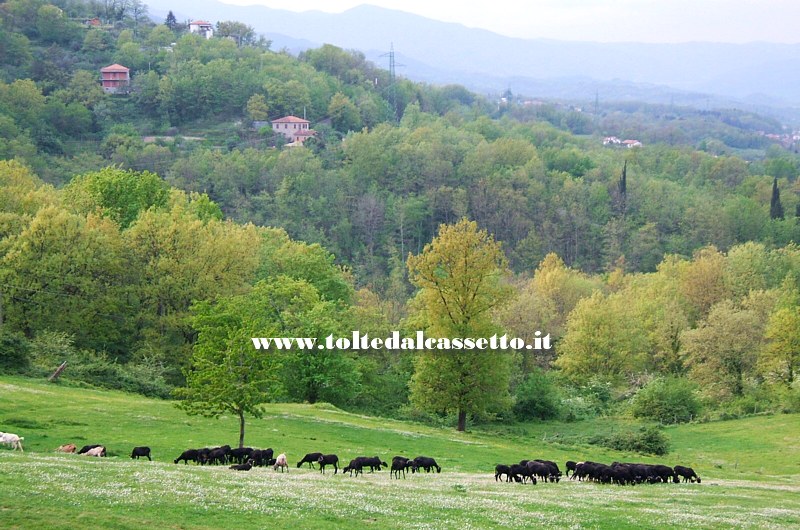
1;376;799;529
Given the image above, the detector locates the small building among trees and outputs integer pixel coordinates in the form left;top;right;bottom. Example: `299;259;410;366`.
271;115;316;146
100;64;130;94
189;20;214;39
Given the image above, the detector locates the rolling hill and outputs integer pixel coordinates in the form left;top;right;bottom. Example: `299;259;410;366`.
148;0;800;110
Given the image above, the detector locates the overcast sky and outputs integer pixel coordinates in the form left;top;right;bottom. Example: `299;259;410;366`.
219;0;800;43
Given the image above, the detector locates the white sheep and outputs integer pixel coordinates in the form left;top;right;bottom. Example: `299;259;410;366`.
0;432;24;452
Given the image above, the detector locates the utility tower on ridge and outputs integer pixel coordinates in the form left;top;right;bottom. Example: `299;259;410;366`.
380;43;403;120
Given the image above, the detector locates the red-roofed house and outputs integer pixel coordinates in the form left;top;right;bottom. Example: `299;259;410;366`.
271;116;316;145
189;20;214;39
100;64;130;94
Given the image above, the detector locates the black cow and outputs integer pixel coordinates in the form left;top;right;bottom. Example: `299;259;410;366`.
317;454;339;474
494;464;511;482
673;465;701;483
197;448;212;465
297;452;323;469
130;446;151;461
361;456;388;472
174;449;199;464
412;456;441;473
609;463;635;485
510;463;535;484
229;447;253;465
230;460;253;471
565;460;577;478
207;447;228;465
343;458;365;477
526;461;552;483
250;448;274;467
391;456;413;479
651;464;677;483
533;460;562;482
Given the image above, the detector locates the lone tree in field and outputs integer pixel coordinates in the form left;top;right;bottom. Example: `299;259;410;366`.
406;218;513;431
175;280;288;448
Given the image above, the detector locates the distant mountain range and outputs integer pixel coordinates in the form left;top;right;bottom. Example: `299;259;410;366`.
148;1;800;116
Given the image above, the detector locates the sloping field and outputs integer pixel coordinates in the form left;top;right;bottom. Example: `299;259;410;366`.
1;377;798;529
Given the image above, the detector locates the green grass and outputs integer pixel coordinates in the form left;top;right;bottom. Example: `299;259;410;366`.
1;376;799;529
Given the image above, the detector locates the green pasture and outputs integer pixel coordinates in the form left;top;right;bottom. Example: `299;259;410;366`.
1;377;798;529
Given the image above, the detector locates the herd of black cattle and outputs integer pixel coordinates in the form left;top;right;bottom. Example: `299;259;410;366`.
495;459;701;485
172;445;441;478
66;443;701;485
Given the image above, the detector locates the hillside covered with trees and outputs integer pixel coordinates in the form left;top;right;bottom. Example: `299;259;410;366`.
1;0;799;431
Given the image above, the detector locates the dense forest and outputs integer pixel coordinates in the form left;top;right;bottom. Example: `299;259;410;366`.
1;0;799;430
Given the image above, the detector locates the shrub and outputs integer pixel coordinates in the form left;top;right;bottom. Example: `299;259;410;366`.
560;396;598;421
775;381;800;413
591;425;671;456
0;330;31;374
27;331;171;398
513;369;562;421
559;377;614;421
630;376;701;424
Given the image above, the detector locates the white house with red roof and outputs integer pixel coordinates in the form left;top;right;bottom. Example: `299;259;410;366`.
189;20;214;39
271;115;316;145
100;64;130;94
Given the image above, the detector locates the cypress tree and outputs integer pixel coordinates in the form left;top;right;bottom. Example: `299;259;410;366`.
615;160;627;215
165;11;177;30
770;177;784;220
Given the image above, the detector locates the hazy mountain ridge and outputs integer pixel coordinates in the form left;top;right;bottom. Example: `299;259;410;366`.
149;1;800;110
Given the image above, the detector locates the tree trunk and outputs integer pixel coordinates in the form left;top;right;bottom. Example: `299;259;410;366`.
238;410;245;449
457;409;467;432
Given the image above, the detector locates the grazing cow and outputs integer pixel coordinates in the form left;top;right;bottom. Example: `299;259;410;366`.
130;446;151;461
565;461;577;478
609;463;635;485
495;464;511;482
197;448;212;465
230;460;253;471
651;464;677;483
174;449;199;464
250;448;272;467
207;447;228;466
358;456;387;473
84;446;106;457
510;463;535;484
78;444;103;455
533;460;562;482
259;448;274;465
273;453;288;472
673;465;701;483
57;444;77;453
411;456;441;473
391;456;413;479
229;447;253;465
317;454;339;475
343;458;364;477
297;452;324;469
526;461;552;483
0;432;24;452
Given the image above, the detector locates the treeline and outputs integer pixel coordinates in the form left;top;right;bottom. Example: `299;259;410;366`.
3;0;800;284
1;161;799;427
1;0;800;428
